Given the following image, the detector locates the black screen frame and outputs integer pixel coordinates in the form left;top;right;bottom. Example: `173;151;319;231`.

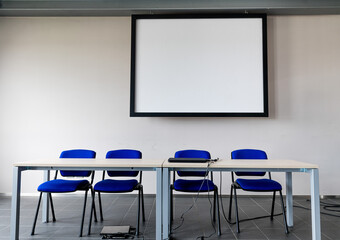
130;13;268;117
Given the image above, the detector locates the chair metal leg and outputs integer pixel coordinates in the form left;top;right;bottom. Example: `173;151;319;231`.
279;191;289;234
271;191;276;220
98;192;104;221
31;192;43;235
141;186;145;221
215;188;221;236
136;188;141;236
88;190;96;235
90;187;97;222
48;193;56;222
233;186;240;233
228;185;233;220
79;190;88;237
213;190;216;221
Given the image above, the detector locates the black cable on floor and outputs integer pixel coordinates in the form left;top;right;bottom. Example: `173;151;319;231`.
192;161;218;240
171;161;218;240
218;174;340;226
323;206;340;212
219;171;284;225
319;200;340;213
172;171;340;239
195;187;218;239
298;199;340;217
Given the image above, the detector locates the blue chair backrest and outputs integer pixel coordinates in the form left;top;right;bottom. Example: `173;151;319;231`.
231;149;267;176
176;150;210;177
59;149;96;177
106;149;142;177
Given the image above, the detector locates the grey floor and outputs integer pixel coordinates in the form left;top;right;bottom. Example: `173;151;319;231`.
1;194;340;239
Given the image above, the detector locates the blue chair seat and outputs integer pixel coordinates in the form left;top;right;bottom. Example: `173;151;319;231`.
174;179;215;192
37;179;90;193
94;179;139;193
236;178;282;191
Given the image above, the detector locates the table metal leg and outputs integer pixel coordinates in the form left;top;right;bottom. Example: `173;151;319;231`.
310;169;321;240
156;168;163;240
42;170;50;222
162;168;170;240
285;172;293;227
10;167;22;240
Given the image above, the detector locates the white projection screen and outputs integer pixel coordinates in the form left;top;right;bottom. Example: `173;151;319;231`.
130;14;268;117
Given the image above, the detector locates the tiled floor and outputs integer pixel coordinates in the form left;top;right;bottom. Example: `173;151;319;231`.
1;194;340;239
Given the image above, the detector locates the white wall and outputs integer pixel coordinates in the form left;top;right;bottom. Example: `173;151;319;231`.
0;15;340;195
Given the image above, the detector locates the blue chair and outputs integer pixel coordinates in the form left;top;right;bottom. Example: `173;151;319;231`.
228;149;288;234
171;150;221;235
88;149;145;236
31;149;97;237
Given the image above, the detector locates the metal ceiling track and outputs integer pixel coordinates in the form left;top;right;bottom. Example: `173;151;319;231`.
1;0;340;16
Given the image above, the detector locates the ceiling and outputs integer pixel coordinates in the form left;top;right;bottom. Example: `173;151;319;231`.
1;0;340;16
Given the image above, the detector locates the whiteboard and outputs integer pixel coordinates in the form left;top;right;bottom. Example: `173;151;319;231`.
130;14;268;117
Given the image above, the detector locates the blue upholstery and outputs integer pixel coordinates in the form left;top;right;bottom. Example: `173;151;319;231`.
106;149;141;177
231;149;268;159
236;179;282;191
59;149;96;177
94;149;141;192
175;150;210;177
174;179;215;192
232;149;267;176
94;179;139;192
38;179;90;193
89;149;145;236
106;149;141;158
229;149;288;234
175;150;210;159
39;149;96;193
32;149;96;237
171;149;221;235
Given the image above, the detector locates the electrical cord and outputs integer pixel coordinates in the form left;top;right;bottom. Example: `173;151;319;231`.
319;200;340;206
171;160;218;240
302;199;340;217
218;171;340;228
194;160;219;240
323;206;340;213
165;171;340;240
218;171;284;226
167;170;340;239
195;189;217;240
294;204;340;218
319;199;340;212
171;162;211;231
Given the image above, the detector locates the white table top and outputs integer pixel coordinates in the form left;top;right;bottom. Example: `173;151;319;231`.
163;159;318;170
14;159;318;170
14;158;164;168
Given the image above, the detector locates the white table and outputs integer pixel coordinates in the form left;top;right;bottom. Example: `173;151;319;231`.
162;159;321;240
11;159;164;240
